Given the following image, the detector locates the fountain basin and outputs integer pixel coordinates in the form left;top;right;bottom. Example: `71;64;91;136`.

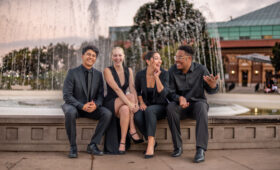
0;91;279;152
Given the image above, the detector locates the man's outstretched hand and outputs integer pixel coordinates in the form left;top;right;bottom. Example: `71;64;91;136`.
203;74;219;89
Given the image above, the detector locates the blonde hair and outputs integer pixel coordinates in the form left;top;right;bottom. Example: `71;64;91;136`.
111;46;126;65
111;46;125;56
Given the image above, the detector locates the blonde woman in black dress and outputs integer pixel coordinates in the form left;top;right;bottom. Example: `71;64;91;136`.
103;47;143;154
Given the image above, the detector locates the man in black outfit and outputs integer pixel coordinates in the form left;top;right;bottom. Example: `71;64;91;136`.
167;45;219;163
62;45;112;158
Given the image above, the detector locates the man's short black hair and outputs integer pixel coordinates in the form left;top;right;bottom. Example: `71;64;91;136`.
82;45;99;56
178;45;194;56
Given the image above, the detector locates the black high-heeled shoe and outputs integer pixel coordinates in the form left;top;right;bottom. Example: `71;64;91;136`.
144;154;154;159
143;142;157;154
144;142;157;159
129;132;144;144
118;143;126;155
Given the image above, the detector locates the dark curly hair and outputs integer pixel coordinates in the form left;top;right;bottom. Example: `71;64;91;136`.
82;45;99;56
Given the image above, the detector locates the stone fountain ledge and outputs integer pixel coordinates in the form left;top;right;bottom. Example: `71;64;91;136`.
1;90;280;109
0;106;280;152
0;104;249;117
0;90;62;100
207;93;280;109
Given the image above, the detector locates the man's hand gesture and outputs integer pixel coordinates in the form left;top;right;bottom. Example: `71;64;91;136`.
203;74;219;89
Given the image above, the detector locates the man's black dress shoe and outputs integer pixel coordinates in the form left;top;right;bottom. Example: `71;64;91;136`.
68;146;77;158
87;144;103;156
194;148;205;163
171;147;183;157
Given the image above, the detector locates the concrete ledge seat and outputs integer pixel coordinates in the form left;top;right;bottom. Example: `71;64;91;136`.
0;113;280;152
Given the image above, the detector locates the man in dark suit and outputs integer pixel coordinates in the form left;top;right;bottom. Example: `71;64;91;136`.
62;45;112;158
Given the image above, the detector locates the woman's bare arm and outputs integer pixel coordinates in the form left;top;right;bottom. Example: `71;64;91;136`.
104;68;133;108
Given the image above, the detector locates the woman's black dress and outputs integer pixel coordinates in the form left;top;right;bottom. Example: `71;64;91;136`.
103;66;130;154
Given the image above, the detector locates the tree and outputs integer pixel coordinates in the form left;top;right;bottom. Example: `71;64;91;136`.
271;42;280;73
130;0;207;43
0;42;79;90
128;0;217;73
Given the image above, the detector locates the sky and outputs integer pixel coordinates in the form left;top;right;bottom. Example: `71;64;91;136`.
0;0;279;57
116;0;280;24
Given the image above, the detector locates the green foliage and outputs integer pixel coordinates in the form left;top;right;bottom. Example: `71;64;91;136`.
128;0;215;72
0;43;77;90
271;42;280;73
131;0;206;36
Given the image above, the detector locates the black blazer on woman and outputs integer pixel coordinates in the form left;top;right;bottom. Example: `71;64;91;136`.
135;67;169;105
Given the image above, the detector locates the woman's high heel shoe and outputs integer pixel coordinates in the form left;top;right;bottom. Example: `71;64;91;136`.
144;154;154;159
143;142;157;154
129;132;144;144
144;142;157;159
118;143;126;155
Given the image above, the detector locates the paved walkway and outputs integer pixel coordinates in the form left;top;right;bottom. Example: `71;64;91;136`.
1;149;279;170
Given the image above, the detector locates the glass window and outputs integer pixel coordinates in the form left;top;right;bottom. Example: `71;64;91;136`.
223;36;229;40
272;31;280;36
229;32;239;36
262;26;273;31
218;28;229;33
229;36;239;40
251;26;261;31
250;31;261;36
229;27;239;32
273;25;280;31
262;31;273;35
240;32;250;36
250;35;261;39
240;26;250;32
272;35;280;39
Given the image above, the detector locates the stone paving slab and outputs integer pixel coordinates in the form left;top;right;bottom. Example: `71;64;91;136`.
0;149;279;170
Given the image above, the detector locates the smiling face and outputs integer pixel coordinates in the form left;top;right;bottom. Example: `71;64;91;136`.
81;49;97;69
175;50;192;72
146;52;162;71
112;48;125;67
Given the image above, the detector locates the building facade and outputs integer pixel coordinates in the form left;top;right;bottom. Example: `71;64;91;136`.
208;1;280;87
